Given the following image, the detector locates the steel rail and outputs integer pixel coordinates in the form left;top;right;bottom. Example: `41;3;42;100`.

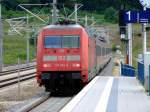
0;73;35;88
0;65;35;76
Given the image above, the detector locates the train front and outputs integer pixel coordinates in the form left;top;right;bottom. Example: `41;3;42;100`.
36;24;85;93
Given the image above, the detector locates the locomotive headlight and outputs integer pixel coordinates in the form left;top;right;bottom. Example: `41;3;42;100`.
76;64;80;67
73;63;80;67
43;64;48;67
43;64;51;68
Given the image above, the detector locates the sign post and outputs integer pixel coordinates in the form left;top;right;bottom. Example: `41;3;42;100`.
139;0;150;93
143;7;149;91
128;23;132;66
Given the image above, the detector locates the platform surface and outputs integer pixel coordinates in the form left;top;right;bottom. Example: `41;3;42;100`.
60;76;150;112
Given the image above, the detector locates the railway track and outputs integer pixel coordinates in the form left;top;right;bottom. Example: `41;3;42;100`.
29;97;72;112
0;65;36;88
0;65;35;76
0;72;35;88
16;93;72;112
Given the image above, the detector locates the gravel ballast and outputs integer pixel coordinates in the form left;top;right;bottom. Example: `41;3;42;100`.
0;79;45;112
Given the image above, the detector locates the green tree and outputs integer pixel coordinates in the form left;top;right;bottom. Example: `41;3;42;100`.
29;0;40;4
104;7;117;23
3;0;29;10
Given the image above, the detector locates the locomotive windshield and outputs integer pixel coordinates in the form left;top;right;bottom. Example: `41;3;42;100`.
44;35;80;48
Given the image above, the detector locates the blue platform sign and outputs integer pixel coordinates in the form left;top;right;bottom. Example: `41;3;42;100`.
139;11;150;23
124;11;138;23
124;10;150;23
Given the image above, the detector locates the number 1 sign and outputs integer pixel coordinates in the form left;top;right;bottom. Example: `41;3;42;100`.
124;11;138;23
124;10;150;23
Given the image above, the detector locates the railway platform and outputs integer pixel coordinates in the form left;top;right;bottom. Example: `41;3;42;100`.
60;76;150;112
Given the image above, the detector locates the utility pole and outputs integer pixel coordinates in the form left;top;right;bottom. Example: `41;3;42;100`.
92;16;94;24
85;15;88;26
0;2;3;71
106;28;110;44
75;4;78;24
26;15;30;65
17;58;21;100
52;0;58;24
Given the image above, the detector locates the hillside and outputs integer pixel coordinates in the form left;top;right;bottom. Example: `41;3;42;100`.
1;1;146;68
2;8;117;65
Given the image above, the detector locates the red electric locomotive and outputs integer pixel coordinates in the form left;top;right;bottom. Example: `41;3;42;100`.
36;23;111;93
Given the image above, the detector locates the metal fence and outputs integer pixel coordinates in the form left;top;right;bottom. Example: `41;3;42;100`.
137;62;150;95
137;62;144;85
121;63;135;77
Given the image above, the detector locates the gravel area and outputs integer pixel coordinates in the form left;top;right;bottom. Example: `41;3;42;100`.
0;79;45;112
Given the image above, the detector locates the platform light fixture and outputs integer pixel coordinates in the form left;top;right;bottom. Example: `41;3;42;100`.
139;0;150;9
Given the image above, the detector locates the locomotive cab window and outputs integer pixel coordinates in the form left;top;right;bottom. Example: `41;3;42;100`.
44;36;61;48
44;35;80;48
62;36;80;48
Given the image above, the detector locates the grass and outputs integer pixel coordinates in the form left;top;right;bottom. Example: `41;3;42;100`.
3;21;36;65
3;35;36;65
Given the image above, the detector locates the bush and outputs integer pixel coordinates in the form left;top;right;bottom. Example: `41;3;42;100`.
112;44;117;51
104;7;117;23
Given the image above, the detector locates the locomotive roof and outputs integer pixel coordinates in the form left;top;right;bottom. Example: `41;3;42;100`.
44;24;83;30
43;24;109;45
